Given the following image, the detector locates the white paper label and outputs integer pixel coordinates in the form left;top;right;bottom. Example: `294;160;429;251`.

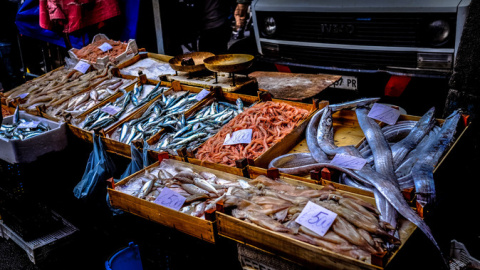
17;93;29;99
101;105;122;115
295;201;337;237
223;129;252;145
153;187;186;211
238;179;250;189
367;103;401;125
330;153;367;170
195;89;210;101
18;121;40;129
74;60;91;74
98;42;113;52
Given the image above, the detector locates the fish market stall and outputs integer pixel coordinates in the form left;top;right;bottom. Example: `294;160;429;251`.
108;156;251;243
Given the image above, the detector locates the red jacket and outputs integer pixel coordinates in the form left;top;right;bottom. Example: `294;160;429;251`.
39;0;121;33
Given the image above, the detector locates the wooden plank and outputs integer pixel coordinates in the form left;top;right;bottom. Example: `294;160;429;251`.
217;212;381;270
109;189;215;243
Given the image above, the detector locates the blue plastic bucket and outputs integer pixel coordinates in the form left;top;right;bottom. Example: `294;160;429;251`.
105;242;143;270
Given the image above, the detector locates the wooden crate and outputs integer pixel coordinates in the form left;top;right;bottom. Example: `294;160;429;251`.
251;109;469;214
216;173;417;270
183;92;322;178
107;156;250;243
68;77;170;158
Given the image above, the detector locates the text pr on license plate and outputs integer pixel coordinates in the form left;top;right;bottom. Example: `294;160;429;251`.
330;75;358;91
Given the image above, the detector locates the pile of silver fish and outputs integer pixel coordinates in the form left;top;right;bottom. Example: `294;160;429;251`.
75;82;168;131
109;90;199;145
115;159;242;219
269;98;461;267
149;98;247;154
47;77;134;117
0;108;51;140
224;175;398;263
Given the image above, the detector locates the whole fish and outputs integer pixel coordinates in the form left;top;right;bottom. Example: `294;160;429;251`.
181;183;210;196
412;109;461;207
329;97;380;112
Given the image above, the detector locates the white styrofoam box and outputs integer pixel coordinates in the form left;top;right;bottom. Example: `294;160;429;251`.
68;33;138;70
0;111;67;164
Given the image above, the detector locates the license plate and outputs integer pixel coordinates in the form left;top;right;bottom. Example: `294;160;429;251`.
330;75;358;91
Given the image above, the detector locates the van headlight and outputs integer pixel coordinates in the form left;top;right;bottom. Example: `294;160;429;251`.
427;20;451;46
262;17;277;37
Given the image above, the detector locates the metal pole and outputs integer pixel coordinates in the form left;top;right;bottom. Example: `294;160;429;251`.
152;0;165;54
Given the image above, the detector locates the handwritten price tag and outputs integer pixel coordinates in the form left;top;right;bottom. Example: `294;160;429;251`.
98;42;113;52
195;89;210;101
367;103;400;125
223;129;252;145
101;105;122;115
295;201;337;237
73;60;91;74
153;187;186;211
330;153;367;170
17;93;29;99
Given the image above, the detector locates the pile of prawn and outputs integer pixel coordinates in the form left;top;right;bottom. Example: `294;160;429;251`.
196;101;309;166
74;38;130;63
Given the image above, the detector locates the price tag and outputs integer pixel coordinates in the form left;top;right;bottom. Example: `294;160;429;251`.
153;187;186;211
195;89;210;101
223;129;252;145
295;201;337;237
18;121;40;129
101;105;122;115
330;153;367;170
98;42;113;52
238;179;250;189
17;93;29;99
73;60;91;74
367;103;400;125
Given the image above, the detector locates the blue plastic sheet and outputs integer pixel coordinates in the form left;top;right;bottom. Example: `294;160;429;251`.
15;0;88;48
74;135;116;200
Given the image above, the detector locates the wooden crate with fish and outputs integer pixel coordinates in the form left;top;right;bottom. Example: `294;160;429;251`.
107;155;249;243
262;102;469;216
182;92;321;178
215;172;418;270
67;77;169;158
0;66;65;115
101;81;215;157
116;52;175;82
67;33;139;70
145;88;262;177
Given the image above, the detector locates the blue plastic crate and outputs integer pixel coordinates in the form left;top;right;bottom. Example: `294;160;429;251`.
105;242;143;270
